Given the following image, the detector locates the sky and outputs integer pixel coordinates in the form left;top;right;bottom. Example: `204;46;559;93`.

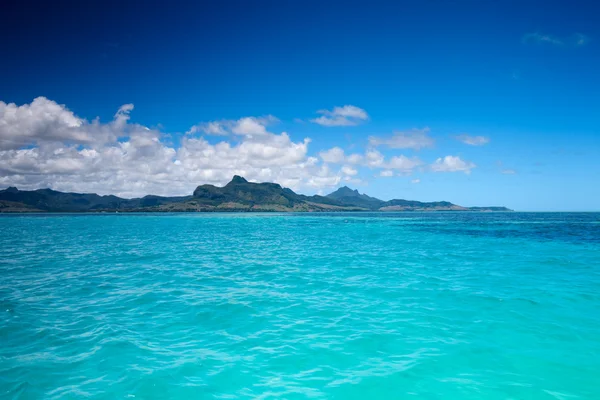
0;0;599;211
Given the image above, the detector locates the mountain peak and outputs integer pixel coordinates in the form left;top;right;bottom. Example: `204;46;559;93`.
331;186;360;196
328;186;363;198
229;175;248;184
325;186;385;209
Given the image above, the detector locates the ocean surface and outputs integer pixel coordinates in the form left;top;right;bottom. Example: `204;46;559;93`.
1;212;599;399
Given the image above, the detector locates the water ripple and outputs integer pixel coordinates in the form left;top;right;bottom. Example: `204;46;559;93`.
1;213;599;399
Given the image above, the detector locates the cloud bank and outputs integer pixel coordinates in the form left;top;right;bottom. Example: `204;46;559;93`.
1;97;479;197
0;98;348;197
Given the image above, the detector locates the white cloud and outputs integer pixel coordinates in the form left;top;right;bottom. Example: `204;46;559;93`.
386;155;423;172
231;116;275;136
328;105;368;119
304;164;341;188
319;147;346;163
411;179;420;184
430;156;475;174
369;127;434;150
187;121;228;136
364;149;385;168
114;104;134;127
0;97;87;150
341;165;358;176
311;105;368;127
501;169;516;175
522;32;590;47
317;146;422;175
187;115;278;137
346;153;364;165
0;98;343;197
2;98;490;196
454;134;490;146
319;148;368;166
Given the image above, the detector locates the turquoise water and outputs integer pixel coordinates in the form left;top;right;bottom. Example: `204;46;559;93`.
1;213;599;399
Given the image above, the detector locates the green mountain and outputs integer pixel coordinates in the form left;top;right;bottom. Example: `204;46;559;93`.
0;176;512;212
326;186;385;209
0;187;190;212
190;175;358;211
326;187;510;211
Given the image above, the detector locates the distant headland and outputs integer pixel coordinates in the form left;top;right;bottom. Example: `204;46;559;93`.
0;176;512;213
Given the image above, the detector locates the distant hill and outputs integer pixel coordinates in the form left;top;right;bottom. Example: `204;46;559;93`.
326;187;510;212
0;176;512;212
0;186;190;212
326;186;385;209
189;175;360;211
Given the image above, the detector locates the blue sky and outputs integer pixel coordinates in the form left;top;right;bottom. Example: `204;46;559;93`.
0;1;599;211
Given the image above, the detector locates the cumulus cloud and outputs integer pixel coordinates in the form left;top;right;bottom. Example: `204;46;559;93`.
317;146;423;174
341;165;358;176
522;32;590;47
311;105;368;127
430;156;475;174
187;115;278;137
364;149;385;168
319;147;346;163
386;155;423;173
231;116;278;136
346;153;364;165
2;98;485;196
304;164;341;188
319;147;362;166
1;97;84;150
114;104;135;127
0;97;162;153
454;134;490;146
0;98;343;197
369;128;434;150
187;121;228;135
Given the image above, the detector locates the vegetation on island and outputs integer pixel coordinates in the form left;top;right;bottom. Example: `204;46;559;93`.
0;175;512;213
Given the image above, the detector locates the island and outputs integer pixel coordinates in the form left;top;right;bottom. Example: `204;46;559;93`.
0;175;512;213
